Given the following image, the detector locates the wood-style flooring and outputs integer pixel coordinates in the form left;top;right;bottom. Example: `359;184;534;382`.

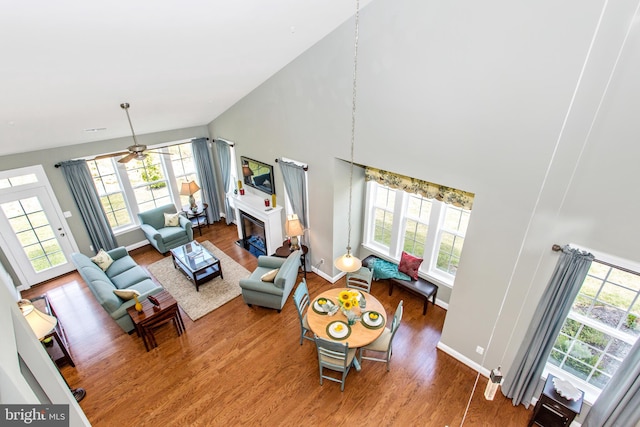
22;221;532;426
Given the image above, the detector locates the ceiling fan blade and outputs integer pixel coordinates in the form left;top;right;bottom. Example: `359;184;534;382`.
94;151;130;160
146;150;172;156
118;153;137;163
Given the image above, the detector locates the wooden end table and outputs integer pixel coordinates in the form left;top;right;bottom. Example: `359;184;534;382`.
274;240;308;279
182;203;209;236
127;290;185;351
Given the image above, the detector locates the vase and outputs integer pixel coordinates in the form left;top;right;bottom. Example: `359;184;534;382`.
342;308;358;325
133;295;143;313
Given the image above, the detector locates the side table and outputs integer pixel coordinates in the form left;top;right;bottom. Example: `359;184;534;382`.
30;295;75;367
274;241;308;279
127;290;185;351
182;203;209;236
528;374;584;427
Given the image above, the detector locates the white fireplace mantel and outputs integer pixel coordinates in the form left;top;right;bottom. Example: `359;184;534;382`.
228;192;284;255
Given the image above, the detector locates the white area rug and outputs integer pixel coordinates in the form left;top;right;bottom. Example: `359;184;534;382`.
147;241;249;321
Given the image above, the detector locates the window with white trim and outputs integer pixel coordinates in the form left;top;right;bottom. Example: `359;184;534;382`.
363;181;471;285
88;140;198;232
547;257;640;399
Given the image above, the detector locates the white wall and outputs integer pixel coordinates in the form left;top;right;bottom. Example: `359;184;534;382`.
209;0;640;381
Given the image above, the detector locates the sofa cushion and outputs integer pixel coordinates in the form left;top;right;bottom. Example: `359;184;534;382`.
106;255;139;278
164;212;181;227
261;269;279;282
113;289;140;300
399;251;423;280
110;265;151;289
92;280;122;313
91;249;114;271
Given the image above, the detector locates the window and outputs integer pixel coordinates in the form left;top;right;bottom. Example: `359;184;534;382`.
88;140;197;233
168;144;199;208
88;159;133;230
364;181;472;285
547;256;640;400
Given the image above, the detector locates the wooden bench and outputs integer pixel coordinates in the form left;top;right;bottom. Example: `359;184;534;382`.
362;255;438;315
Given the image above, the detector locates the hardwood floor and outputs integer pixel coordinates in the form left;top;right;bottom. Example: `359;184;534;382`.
22;221;532;426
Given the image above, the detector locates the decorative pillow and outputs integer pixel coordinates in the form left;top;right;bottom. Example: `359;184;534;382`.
398;251;423;280
260;268;279;282
113;289;141;300
90;249;114;271
164;212;181;227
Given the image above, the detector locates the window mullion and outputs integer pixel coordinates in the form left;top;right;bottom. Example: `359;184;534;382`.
116;161;139;221
388;189;406;257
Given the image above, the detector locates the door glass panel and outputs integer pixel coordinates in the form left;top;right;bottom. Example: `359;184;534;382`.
1;197;67;272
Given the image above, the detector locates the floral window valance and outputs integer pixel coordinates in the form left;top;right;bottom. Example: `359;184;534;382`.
364;167;474;210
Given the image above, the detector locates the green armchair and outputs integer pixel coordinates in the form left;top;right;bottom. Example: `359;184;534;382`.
138;204;193;254
239;250;302;312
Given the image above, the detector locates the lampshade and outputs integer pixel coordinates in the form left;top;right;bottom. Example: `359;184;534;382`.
242;164;254;177
285;214;304;237
18;300;57;340
180;181;200;196
334;249;362;273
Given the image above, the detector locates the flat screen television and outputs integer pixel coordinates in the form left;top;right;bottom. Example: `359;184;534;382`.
241;156;275;195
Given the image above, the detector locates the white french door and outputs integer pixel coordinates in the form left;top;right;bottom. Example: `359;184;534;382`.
0;166;78;288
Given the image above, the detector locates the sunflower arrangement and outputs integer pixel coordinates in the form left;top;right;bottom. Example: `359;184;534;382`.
338;289;360;312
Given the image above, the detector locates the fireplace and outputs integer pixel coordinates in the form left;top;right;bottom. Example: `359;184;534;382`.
239;211;266;257
228;191;284;256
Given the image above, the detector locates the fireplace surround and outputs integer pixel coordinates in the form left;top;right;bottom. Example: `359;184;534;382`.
229;192;284;255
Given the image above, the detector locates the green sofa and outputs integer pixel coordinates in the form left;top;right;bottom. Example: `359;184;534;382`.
239;250;302;312
71;247;163;333
138;204;193;254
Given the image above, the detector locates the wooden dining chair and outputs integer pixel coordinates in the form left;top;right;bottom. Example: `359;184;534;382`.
292;280;314;345
314;335;357;391
358;300;403;371
346;266;373;293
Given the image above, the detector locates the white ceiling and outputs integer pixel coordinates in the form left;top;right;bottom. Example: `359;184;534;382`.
0;0;372;157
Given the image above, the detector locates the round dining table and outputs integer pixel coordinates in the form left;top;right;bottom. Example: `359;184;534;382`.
306;288;386;349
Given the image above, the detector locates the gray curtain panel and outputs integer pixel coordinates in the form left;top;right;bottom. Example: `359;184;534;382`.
582;337;640;427
278;159;309;270
59;159;118;252
213;139;235;224
192;138;221;223
501;245;594;407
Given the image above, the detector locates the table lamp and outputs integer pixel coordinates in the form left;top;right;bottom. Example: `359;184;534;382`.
18;299;57;340
285;214;304;251
180;181;201;211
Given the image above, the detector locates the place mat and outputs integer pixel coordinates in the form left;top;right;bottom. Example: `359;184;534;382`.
361;311;385;330
326;320;351;340
312;297;335;315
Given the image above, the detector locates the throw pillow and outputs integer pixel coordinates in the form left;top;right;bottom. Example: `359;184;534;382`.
113;289;141;300
398;251;423;280
164;212;180;227
90;249;114;271
260;268;279;282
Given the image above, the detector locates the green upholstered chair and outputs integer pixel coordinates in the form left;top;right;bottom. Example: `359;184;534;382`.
314;335;357;392
239;250;301;312
292;280;314;345
137;204;193;254
358;300;403;371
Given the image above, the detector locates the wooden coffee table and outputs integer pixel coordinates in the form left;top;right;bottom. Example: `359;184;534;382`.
170;241;223;291
127;290;185;351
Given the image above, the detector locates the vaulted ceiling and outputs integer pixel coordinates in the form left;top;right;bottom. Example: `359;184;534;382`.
0;0;372;157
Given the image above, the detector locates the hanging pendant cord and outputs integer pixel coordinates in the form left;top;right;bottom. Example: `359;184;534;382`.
346;0;360;254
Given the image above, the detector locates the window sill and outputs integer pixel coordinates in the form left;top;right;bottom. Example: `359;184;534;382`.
113;224;139;236
360;243;454;289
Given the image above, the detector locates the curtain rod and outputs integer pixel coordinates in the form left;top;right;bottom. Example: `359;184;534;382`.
54;137;210;168
275;158;308;171
552;243;638;275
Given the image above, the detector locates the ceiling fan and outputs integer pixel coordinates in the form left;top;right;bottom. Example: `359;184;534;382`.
95;103;166;163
